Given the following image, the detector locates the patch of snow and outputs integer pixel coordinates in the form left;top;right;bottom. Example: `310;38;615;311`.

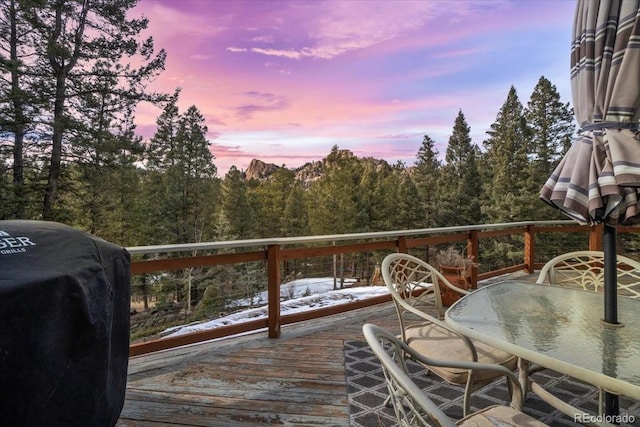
163;277;391;338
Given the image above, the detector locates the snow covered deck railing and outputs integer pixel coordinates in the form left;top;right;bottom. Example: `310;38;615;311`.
126;221;629;357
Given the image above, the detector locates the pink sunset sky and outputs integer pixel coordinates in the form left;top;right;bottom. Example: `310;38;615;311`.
132;0;576;176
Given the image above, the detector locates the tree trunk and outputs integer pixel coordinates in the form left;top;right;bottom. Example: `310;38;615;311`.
9;0;25;217
43;73;66;220
42;0;88;220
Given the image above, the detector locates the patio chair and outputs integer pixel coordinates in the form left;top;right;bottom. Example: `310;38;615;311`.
536;250;640;299
536;250;640;416
381;253;518;417
362;323;549;426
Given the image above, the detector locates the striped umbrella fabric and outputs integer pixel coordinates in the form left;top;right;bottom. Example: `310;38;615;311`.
540;0;640;226
540;2;640;417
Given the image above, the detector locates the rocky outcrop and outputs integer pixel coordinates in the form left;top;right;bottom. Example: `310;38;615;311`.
243;149;392;187
242;158;325;188
294;161;324;188
244;159;280;180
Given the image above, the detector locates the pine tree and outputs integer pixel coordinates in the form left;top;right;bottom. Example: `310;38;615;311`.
75;109;145;243
111;117;148;246
437;110;482;226
147;103;219;308
222;166;255;239
65;61;149;238
356;159;392;232
283;183;309;237
307;146;361;235
250;167;295;237
396;172;423;229
413;134;441;227
0;0;40;217
172;105;218;243
147;90;181;171
370;165;398;231
18;0;166;220
145;101;218;244
144;94;182;244
525;76;575;219
480;87;533;268
482;87;531;222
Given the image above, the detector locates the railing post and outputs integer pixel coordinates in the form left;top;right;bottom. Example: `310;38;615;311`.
267;244;281;338
467;231;479;287
590;223;604;250
397;235;407;253
524;225;535;274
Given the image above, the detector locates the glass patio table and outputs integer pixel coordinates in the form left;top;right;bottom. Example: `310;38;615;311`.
445;281;640;422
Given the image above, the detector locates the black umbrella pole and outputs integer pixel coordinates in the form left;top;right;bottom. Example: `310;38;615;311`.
603;223;618;325
603;223;620;420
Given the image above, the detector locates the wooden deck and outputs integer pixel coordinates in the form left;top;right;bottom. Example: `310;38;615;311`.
117;301;400;427
117;273;546;426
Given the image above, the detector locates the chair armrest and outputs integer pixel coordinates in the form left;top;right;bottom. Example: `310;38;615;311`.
438;277;470;295
433;268;470;295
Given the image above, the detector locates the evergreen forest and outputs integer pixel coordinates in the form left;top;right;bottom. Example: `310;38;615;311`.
1;1;588;336
0;1;576;248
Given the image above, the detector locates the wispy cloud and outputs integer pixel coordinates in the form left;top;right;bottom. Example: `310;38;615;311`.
136;2;230;39
433;46;487;59
133;0;576;175
248;47;304;60
222;1;441;60
251;35;275;43
377;133;423;140
233;92;290;121
190;54;211;60
210;143;253;159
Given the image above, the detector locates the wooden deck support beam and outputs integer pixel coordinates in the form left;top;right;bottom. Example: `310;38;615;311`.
267;244;281;338
590;223;604;251
524;225;535;274
467;230;479;287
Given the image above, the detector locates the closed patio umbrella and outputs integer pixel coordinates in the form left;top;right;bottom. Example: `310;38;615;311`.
541;0;640;226
540;0;640;416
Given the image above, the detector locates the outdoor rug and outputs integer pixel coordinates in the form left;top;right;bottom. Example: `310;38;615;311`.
344;340;640;427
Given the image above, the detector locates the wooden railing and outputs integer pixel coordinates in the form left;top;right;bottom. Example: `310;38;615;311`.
127;221;635;356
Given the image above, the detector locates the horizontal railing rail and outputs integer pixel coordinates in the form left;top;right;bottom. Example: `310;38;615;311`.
127;221;637;357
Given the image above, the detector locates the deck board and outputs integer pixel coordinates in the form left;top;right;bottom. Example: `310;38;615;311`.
118;274;545;426
118;302;399;426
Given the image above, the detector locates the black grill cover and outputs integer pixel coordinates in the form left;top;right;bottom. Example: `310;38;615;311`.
0;220;130;427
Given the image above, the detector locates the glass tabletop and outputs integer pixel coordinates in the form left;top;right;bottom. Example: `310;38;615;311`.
445;281;640;399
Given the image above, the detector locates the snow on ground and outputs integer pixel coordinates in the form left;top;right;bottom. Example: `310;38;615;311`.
160;273;519;338
162;277;391;338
